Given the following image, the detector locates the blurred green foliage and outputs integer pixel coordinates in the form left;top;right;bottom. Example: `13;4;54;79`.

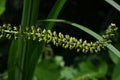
0;0;6;16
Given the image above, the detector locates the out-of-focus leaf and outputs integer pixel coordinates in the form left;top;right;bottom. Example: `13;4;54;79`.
78;59;108;78
109;44;120;64
8;39;19;80
60;67;76;80
112;59;120;80
105;0;120;12
0;0;6;15
54;56;64;67
2;71;8;80
34;57;62;80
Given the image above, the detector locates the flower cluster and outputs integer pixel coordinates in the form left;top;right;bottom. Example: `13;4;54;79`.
0;23;118;53
102;23;118;41
0;24;18;39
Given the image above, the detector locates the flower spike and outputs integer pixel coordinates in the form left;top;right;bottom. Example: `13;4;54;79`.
0;23;118;53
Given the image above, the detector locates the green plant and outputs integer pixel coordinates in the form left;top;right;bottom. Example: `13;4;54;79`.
0;23;118;53
0;0;6;16
0;0;120;80
7;0;67;80
105;0;120;80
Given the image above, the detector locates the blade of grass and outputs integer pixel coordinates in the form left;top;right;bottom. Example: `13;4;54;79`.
107;44;120;58
15;37;26;80
40;19;120;57
44;0;67;30
0;0;6;16
21;0;66;80
21;0;40;80
8;36;27;80
8;40;18;80
21;0;40;27
8;0;40;80
27;42;45;80
7;0;67;80
41;19;102;40
105;0;120;12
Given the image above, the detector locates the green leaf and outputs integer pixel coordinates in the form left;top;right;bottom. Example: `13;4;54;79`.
39;0;67;30
109;44;120;64
60;67;76;80
105;0;120;12
20;0;40;80
24;41;44;80
15;37;27;80
34;58;61;80
8;39;18;80
8;37;27;80
112;59;120;80
54;56;64;66
0;0;6;16
2;71;8;80
78;58;108;78
20;0;66;80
